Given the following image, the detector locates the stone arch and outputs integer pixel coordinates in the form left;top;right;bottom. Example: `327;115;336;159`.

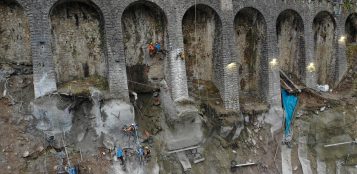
276;9;306;81
182;4;223;95
313;11;336;86
346;13;357;44
345;12;357;71
49;1;108;89
121;1;168;93
180;1;223;22
234;7;268;104
0;0;31;65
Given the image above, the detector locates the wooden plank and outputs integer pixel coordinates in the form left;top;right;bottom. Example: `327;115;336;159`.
167;145;200;154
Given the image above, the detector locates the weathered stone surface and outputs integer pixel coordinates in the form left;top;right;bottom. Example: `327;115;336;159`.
1;0;350;111
235;7;268;100
122;2;167;93
50;2;106;83
0;1;31;65
277;10;305;81
313;12;336;86
31;95;74;134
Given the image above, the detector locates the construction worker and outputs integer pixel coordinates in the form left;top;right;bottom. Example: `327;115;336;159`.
148;43;156;56
137;146;144;164
144;146;151;160
155;42;161;53
122;124;136;136
116;146;124;165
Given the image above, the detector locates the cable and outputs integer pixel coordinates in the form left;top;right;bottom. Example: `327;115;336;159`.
194;0;202;102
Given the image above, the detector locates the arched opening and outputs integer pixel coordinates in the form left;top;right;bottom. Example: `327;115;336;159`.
277;10;306;81
234;7;268;106
0;0;31;65
121;2;168;136
122;1;167;93
313;11;336;86
345;13;357;69
0;0;33;108
182;4;223;98
50;1;108;93
346;13;357;43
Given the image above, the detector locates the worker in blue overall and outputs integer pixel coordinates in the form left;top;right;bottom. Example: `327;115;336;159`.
155;42;161;53
116;146;124;165
137;146;144;164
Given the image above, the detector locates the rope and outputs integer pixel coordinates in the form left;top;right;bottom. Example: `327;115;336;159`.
43;131;48;173
194;0;202;102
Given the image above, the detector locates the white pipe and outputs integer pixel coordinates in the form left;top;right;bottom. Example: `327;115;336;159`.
233;162;256;167
324;141;357;148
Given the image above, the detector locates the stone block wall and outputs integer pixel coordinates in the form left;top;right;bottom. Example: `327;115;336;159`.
4;0;352;111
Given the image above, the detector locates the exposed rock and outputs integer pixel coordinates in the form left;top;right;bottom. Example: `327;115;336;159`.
22;151;29;158
31;95;74;134
77;132;85;142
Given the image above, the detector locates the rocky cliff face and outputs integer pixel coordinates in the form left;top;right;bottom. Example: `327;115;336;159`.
122;3;167;93
313;12;335;86
277;10;305;80
235;8;267;98
0;1;31;65
50;2;106;84
182;5;221;82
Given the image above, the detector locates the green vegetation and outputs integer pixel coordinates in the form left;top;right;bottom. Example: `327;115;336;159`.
343;0;357;12
346;44;357;67
58;75;108;96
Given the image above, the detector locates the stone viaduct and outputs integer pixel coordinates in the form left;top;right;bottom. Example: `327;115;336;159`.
3;0;355;111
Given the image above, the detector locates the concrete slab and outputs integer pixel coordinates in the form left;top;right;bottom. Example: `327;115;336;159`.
263;106;284;136
32;96;73;134
342;166;357;174
298;136;313;174
281;145;292;174
177;151;191;172
317;159;327;174
98;99;135;148
336;160;343;174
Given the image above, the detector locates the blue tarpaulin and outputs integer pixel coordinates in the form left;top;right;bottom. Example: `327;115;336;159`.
281;89;298;136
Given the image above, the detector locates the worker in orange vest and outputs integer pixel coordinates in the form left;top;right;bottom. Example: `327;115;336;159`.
148;43;156;56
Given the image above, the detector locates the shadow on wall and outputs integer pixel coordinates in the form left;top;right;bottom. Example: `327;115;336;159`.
277;9;306;82
313;11;336;86
122;1;167;93
234;7;268;102
50;2;107;85
182;4;223;93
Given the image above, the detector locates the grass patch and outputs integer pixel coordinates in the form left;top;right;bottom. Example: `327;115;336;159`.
57;75;108;96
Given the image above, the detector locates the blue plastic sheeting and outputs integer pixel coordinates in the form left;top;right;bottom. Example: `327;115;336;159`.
281;89;298;136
